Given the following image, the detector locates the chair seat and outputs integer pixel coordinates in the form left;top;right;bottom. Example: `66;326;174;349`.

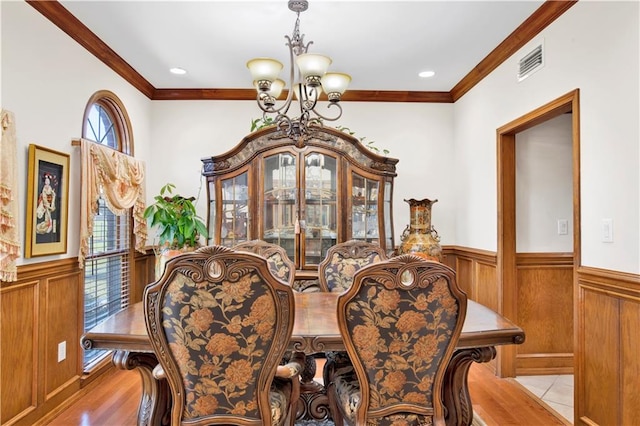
270;379;292;426
333;365;433;426
332;364;360;421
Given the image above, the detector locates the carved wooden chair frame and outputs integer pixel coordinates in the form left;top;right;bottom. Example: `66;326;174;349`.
143;245;298;426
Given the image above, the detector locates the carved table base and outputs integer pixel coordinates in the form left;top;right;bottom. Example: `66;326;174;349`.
443;346;497;426
112;351;171;426
297;354;331;421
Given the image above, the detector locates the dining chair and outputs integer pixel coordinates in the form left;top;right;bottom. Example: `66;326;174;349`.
318;239;388;293
144;245;302;426
327;254;467;426
318;240;388;420
233;239;296;286
234;239;315;400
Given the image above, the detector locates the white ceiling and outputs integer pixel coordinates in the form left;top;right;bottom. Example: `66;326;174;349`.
59;0;545;92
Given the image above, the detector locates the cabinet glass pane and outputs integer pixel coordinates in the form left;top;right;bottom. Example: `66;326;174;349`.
263;153;297;260
208;180;217;244
304;153;337;265
352;172;380;243
384;181;393;251
220;172;249;246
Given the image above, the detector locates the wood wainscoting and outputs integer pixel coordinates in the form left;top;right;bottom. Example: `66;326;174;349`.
0;250;155;426
515;253;574;375
443;247;575;377
3;247;637;425
575;266;640;426
1;258;83;426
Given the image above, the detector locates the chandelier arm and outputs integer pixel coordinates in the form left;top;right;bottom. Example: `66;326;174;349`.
310;102;343;122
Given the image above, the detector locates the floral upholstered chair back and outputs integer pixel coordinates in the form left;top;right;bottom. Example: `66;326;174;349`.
335;255;467;426
143;245;296;426
233;240;295;286
318;240;388;293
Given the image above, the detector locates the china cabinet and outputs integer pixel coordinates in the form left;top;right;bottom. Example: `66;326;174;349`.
201;126;398;275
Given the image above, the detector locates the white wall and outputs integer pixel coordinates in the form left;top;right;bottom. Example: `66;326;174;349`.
516;114;573;252
453;1;639;274
149;101;456;246
3;1;638;275
1;1;153;266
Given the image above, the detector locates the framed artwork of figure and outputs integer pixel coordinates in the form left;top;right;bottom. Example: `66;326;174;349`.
25;144;70;257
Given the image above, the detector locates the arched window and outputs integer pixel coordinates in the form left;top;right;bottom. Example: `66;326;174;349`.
82;90;133;367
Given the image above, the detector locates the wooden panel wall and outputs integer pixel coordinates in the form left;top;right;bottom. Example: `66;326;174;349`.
1;281;39;423
444;247;575;376
0;250;156;426
132;249;156;303
443;246;498;308
4;248;637;425
516;253;574;375
444;246;499;372
1;258;82;426
576;267;640;426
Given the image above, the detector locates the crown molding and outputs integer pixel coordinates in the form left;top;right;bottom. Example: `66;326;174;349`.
450;0;577;102
27;0;576;103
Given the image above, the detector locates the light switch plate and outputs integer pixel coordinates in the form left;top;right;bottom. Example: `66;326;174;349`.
557;219;569;235
58;341;66;362
602;218;613;243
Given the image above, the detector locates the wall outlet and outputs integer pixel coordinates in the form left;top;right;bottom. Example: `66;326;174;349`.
602;218;613;243
58;341;66;362
557;219;569;235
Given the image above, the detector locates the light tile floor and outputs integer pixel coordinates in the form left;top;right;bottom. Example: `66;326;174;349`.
515;374;574;424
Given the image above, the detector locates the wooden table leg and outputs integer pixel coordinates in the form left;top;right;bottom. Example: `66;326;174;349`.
443;346;497;426
112;351;171;426
297;355;330;420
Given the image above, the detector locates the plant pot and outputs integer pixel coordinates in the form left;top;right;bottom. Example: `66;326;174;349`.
155;246;196;279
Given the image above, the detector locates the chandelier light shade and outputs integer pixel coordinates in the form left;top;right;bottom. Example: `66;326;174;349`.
247;0;351;140
247;58;284;91
321;73;352;101
296;53;332;86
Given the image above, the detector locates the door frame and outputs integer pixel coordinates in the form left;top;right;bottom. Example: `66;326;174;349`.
496;89;581;377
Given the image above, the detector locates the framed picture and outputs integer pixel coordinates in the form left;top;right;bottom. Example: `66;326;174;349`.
25;144;70;257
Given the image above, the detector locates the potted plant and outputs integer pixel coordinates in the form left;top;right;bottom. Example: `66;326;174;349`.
143;183;208;278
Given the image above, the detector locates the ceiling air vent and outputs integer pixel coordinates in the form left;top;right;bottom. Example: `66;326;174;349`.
518;43;544;82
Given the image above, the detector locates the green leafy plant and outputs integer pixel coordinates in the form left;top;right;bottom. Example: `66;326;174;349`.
336;125;389;155
250;116;275;132
143;183;208;249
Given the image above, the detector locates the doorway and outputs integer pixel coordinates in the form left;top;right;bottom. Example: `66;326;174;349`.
496;89;581;376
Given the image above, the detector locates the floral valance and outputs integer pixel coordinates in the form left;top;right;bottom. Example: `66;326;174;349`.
0;109;21;282
79;138;147;267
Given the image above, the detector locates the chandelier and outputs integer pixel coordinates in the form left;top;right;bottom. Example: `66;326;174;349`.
247;0;351;140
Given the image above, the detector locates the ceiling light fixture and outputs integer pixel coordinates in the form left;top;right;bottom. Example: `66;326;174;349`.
419;70;435;78
247;0;351;141
170;67;187;75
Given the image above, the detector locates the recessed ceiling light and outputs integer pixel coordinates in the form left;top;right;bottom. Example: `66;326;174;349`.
419;70;435;78
170;67;187;75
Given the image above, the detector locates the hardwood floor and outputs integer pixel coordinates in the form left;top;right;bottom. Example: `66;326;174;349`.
46;362;567;425
468;364;569;426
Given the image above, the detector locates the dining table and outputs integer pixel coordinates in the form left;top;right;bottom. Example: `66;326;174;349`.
81;292;525;426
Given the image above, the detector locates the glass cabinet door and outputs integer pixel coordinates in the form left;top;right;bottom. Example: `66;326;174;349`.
220;172;249;246
352;172;380;244
262;153;298;261
383;181;393;251
303;152;337;267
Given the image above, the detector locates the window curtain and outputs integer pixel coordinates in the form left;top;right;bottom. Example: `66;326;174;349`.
0;109;21;282
78;138;147;267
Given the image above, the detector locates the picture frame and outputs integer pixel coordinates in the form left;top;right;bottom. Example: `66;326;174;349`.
25;144;70;257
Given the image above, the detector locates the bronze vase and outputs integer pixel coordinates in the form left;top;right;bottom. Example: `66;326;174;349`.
398;198;443;261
